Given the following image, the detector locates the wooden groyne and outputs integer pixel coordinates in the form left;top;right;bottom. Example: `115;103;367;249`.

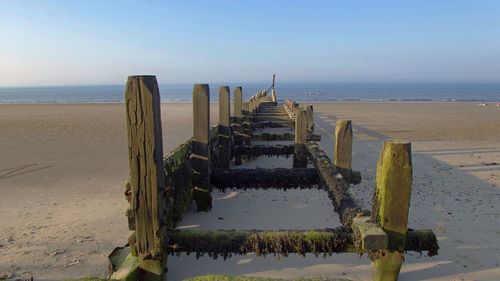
110;75;439;281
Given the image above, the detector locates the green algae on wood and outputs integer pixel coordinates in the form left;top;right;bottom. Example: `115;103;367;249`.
163;138;192;175
165;161;193;228
370;140;412;281
167;228;354;260
185;275;351;281
63;277;110;281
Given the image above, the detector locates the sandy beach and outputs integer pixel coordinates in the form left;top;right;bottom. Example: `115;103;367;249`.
0;102;499;281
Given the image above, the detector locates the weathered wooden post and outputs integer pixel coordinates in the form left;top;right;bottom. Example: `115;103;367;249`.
218;86;231;168
271;74;277;103
305;105;314;133
234;86;243;119
192;84;212;211
293;109;308;168
124;75;166;280
371;140;413;281
334;120;353;170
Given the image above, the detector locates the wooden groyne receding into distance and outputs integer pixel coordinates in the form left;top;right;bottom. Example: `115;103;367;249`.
110;75;439;281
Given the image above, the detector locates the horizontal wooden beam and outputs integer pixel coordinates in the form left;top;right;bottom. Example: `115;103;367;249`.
306;142;370;226
233;144;295;158
253;133;321;141
163;138;192;175
211;168;319;190
252;121;291;129
167;228;355;259
166;228;439;259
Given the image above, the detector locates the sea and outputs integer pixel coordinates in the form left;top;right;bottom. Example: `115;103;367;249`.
0;82;499;104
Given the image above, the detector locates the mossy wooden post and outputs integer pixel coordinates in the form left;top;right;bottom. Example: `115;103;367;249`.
218;86;231;168
371;140;412;281
305;105;314;133
124;76;166;280
334;120;353;170
192;84;212;211
293;109;308;168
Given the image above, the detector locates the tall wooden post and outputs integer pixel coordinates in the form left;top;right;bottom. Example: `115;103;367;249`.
192;84;212;211
294;109;308;168
334;120;353;170
218;86;231;168
371;140;413;281
124;76;166;279
234;86;243;118
305;105;314;133
271;74;277;103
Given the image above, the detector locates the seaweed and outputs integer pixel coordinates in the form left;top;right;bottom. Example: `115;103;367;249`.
167;228;354;260
163;139;192;175
306;142;370;227
165;161;193;228
232;144;295;159
211;168;319;191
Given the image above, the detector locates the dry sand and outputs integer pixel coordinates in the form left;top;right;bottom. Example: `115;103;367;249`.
0;102;499;281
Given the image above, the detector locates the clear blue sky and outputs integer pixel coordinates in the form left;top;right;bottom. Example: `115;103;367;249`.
1;0;500;86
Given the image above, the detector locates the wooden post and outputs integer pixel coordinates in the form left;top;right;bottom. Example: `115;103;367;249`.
295;109;307;144
218;86;231;168
334;120;353;170
305;105;314;133
192;84;212;211
294;109;308;168
371;140;412;281
234;86;243;118
124;75;166;279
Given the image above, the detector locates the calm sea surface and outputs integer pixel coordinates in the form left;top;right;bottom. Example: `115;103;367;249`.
0;82;499;103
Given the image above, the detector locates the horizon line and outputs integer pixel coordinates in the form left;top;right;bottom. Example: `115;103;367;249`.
3;80;500;88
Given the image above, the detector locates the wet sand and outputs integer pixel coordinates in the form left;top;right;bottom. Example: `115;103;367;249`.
0;102;499;280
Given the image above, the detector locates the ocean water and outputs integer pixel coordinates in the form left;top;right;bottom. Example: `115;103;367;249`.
0;82;498;104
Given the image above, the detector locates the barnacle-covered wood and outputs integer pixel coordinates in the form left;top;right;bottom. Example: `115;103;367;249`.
163;138;194;227
167;228;439;260
165;161;193;228
211;168;319;191
306;142;370;226
253;133;294;141
253;133;321;141
167;228;355;259
163;138;192;175
405;229;439;256
233;144;295;159
252;121;291;129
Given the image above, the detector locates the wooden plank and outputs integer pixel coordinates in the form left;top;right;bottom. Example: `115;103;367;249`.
371;140;412;281
352;216;388;250
109;248;139;281
124;75;165;279
192;84;211;211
